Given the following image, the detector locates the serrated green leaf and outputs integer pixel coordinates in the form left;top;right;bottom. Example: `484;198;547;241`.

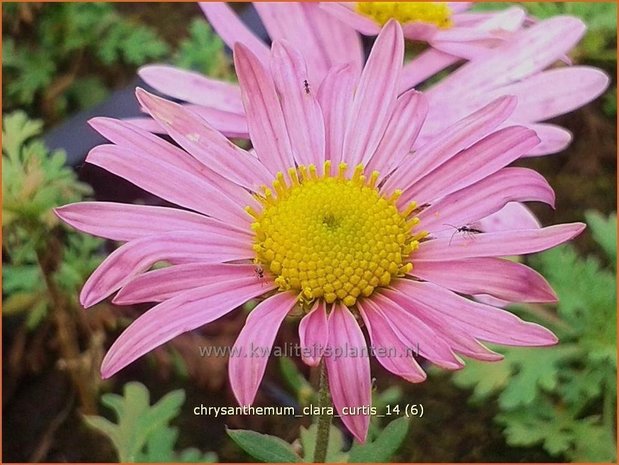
2;111;43;161
498;345;580;409
226;428;302;463
498;399;575;455
531;244;616;361
84;382;185;462
348;416;409;462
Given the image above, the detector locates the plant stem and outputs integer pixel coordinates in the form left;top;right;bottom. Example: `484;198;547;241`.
36;235;96;414
313;361;332;463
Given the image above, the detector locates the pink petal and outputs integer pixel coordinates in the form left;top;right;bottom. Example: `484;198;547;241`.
391;280;557;346
357;300;427;383
343;19;403;167
135;88;272;190
89;117;203;173
411;258;557;303
399;49;460;92
419;167;555;234
255;3;328;81
317;63;357;165
138;65;244;113
234;43;295;174
299;3;363;75
370;293;464;370
448;2;473;13
298;301;329;367
90;114;255;210
432;26;497;43
86;144;250;226
367;90;428;174
199;2;270;63
520;124;572;157
187;105;250;139
55;201;250;241
497;67;609;122
468;6;526;32
401;22;438;42
478;202;541;232
475;294;514;309
324;304;371;443
255;3;362;82
430;35;500;61
101;278;270;378
230;291;297;406
119;116;164;134
400;126;540;205
382;286;503;361
113;263;273;305
122;110;250;139
386;95;517;190
430;16;586;96
415;223;586;261
318;2;381;36
80;231;253;308
270;40;326;166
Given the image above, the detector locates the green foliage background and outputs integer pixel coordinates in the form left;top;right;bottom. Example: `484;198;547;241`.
2;3;232;125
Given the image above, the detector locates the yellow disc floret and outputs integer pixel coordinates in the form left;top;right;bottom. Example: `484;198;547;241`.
356;2;453;29
246;162;426;308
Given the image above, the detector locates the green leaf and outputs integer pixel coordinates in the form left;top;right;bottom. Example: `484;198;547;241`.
534;244;616;365
585;210;617;264
176;448;218;463
173;19;231;79
572;419;617;462
2;111;43;161
2;111;93;236
451;356;512;401
139;425;179;462
2;291;44;316
348;416;409;462
279;357;314;404
498;399;575;456
498;345;580;409
226;428;303;463
84;382;185;462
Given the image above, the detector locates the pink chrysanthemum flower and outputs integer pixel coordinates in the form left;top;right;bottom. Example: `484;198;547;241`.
58;22;585;442
137;6;608;156
319;2;522;59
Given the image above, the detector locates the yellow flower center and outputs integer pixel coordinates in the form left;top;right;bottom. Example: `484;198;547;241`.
246;162;426;308
356;2;453;29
